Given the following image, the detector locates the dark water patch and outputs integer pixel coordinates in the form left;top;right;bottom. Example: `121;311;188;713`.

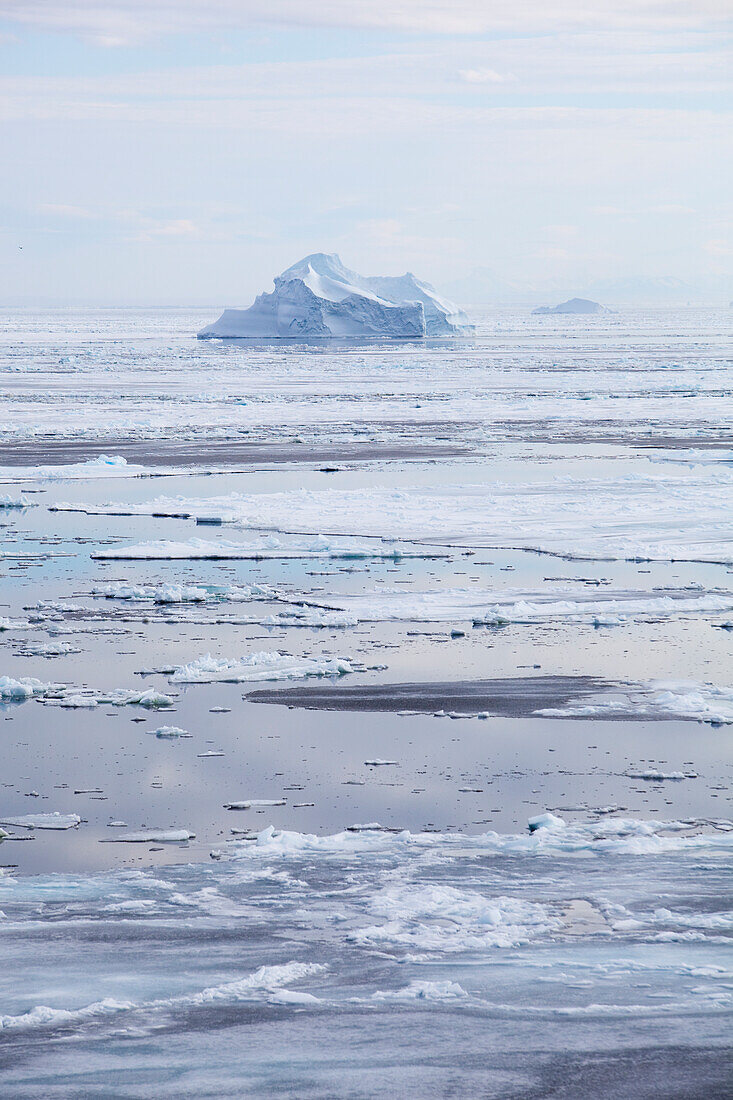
247;675;614;716
0;439;469;468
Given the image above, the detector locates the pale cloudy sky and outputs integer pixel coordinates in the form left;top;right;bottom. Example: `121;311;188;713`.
0;0;731;304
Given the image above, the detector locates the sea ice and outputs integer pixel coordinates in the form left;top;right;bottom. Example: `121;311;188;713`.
0;618;32;632
372;980;467;1001
102;829;195;843
268;587;733;626
0;813;81;831
0;456;144;483
0;676;64;701
168;651;353;684
538;681;733;725
71;468;733;565
224;800;287;810
90;535;444;562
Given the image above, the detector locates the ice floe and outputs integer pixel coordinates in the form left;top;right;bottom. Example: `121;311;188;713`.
625;769;693;781
538;681;733;725
261;608;359;629
92;580;267;603
0;675;176;710
0;676;64;701
17;641;81;657
0;618;32;633
0;813;81;831
167;651;353;684
351;883;560;951
64;466;733;564
57;687;176;710
231;819;732;860
372;980;467;1001
0;961;324;1033
90;534;447;561
0;455;145;483
224;800;287;810
268;586;733;626
102;829;195;843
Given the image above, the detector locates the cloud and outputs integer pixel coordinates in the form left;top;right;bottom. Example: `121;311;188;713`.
38;203;98;219
0;0;729;45
704;238;733;256
459;68;513;84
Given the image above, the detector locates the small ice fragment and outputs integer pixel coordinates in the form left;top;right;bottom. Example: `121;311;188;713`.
0;676;63;700
102;829;194;843
1;813;81;831
625;769;690;781
224;799;287;810
528;812;566;833
59;695;98;709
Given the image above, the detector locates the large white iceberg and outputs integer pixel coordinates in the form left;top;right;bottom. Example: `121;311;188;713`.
198;253;472;338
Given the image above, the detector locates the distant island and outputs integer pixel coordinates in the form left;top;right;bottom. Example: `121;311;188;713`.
532;297;607;315
198;253;473;338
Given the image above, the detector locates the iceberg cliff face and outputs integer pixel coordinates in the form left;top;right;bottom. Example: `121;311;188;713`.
198;254;472;338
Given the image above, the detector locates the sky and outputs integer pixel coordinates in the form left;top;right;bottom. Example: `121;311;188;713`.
0;0;731;305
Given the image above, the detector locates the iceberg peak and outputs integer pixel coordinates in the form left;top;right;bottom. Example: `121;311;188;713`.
198;254;472;339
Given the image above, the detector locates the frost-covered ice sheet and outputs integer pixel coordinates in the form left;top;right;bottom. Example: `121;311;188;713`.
90;534;445;561
539;680;733;725
0;455;146;482
0;812;81;831
0;676;176;709
272;585;733;625
1;307;731;453
0;816;730;1096
166;651;353;684
60;465;733;563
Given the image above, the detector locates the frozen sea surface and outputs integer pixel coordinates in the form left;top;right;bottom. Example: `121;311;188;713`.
0;818;731;1097
0;307;731;1096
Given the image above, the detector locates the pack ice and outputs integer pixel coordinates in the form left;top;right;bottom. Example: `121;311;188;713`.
198;253;472;339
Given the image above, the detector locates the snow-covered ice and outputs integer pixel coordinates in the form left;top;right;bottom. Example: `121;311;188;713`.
198;253;472;339
167;651;353;684
90;534;449;561
0;812;81;831
538;680;733;725
266;585;733;626
0;456;145;483
67;466;733;564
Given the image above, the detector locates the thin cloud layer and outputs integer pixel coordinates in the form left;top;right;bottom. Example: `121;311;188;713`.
1;0;730;44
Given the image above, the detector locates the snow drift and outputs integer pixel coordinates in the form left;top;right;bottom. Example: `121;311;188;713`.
198;253;472;339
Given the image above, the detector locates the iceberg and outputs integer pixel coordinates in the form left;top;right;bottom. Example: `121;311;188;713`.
532;297;607;315
198;253;472;339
